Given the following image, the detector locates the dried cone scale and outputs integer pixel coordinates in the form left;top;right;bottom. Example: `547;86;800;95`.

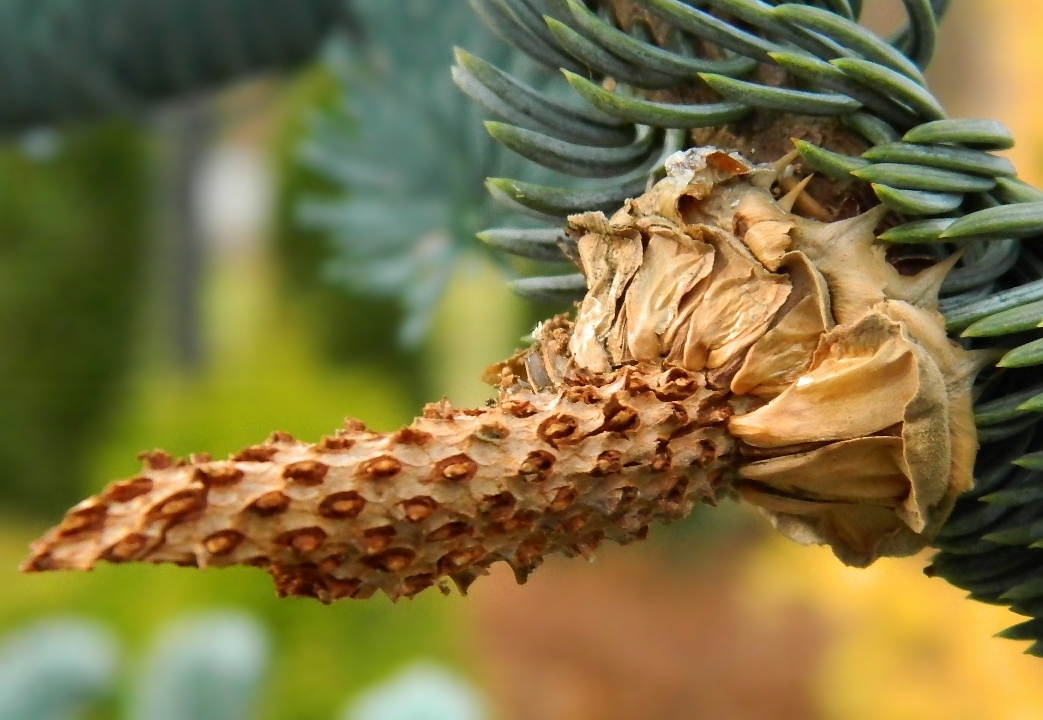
23;147;990;601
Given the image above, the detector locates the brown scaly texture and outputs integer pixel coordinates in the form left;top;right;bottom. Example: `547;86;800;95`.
24;145;988;599
21;348;738;602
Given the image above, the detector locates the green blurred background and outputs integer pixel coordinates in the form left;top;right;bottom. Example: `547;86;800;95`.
5;1;1043;719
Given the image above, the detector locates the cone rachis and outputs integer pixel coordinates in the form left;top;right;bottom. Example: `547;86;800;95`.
22;146;984;600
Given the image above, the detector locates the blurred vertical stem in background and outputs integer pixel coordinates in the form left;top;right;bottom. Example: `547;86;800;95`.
156;100;216;372
0;123;148;518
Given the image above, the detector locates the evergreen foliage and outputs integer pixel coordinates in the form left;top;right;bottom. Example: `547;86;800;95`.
455;0;1043;650
274;68;428;404
296;0;575;346
0;0;350;130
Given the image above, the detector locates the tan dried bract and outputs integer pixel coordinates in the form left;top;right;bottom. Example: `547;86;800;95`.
22;146;986;600
565;146;984;566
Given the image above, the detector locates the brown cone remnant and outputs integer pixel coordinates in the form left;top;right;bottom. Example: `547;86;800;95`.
23;146;987;600
22;359;733;602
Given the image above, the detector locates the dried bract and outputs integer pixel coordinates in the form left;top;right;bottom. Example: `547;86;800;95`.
23;147;984;599
567;147;983;566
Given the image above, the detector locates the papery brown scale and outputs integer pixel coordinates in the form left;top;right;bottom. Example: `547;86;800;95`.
248;491;291;517
139;450;175;471
104;534;149;563
319;436;354;452
358;456;403;479
283;460;328;486
204;530;244;557
151;490;206;523
22;145;981;597
364;548;416;574
362;526;397;555
196;465;245;488
427;522;473;543
277;528;328;554
319;492;366;520
391;428;433;446
233;446;279;463
401;497;438;523
58;506;107;538
480;492;517;522
518;451;555;481
433;454;478;482
102;477;153;503
537;415;580;447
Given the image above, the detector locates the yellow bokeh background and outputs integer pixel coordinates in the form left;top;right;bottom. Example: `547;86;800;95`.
744;538;1043;720
736;6;1043;715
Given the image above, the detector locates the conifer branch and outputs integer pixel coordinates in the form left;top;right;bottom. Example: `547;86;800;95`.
24;148;981;600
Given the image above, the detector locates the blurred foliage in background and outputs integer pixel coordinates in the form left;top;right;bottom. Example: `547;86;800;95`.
274;67;428;405
0;613;483;720
6;2;1043;720
0;123;148;518
292;0;572;349
0;0;350;131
